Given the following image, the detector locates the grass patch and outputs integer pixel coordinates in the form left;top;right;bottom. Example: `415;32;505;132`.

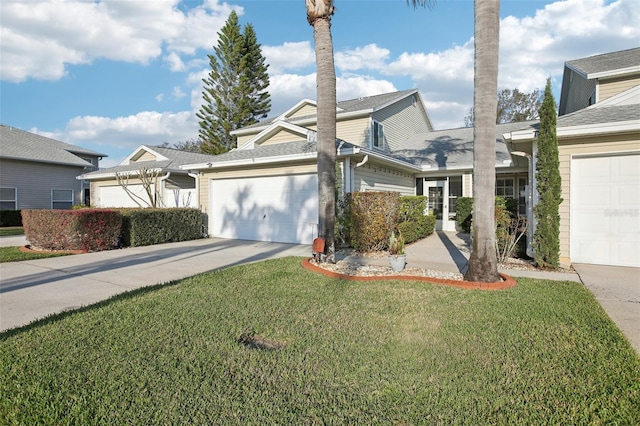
1;257;638;424
0;247;73;263
0;227;24;237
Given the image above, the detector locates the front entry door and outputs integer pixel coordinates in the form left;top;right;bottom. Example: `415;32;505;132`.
425;179;456;231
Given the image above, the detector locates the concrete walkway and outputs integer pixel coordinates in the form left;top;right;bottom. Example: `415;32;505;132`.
0;238;309;331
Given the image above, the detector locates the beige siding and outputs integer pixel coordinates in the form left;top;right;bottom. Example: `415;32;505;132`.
236;133;256;147
353;161;414;195
0;158;84;209
259;129;307;146
374;94;433;151
598;75;640;102
563;71;596;115
463;172;473;197
558;132;640;264
288;104;317;119
336;116;370;147
198;162;317;215
134;151;157;162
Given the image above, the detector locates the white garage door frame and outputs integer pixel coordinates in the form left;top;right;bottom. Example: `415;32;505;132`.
99;184;151;208
570;151;640;267
209;173;318;245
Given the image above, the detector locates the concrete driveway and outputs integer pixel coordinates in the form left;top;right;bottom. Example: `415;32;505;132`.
573;263;640;355
0;238;309;331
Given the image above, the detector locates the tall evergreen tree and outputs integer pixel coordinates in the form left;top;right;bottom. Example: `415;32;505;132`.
197;11;270;155
533;78;562;268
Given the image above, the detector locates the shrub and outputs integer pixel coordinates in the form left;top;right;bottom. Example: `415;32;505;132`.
0;210;22;227
398;196;427;223
347;192;400;251
495;198;527;263
456;197;473;233
120;208;202;247
22;209;122;251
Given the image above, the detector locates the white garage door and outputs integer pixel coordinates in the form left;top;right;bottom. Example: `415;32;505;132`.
571;153;640;267
210;174;318;244
99;185;148;208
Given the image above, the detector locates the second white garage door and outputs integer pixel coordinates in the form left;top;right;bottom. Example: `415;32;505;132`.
210;174;318;244
571;153;640;267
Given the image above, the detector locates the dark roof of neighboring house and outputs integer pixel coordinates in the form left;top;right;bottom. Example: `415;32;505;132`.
566;47;640;77
395;121;535;169
0;124;105;167
557;103;640;127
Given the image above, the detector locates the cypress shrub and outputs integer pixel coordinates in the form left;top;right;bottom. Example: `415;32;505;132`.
533;79;562;268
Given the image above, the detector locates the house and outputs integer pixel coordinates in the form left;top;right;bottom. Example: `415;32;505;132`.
505;48;640;268
91;48;639;267
79;145;217;209
0;124;105;210
180;89;435;245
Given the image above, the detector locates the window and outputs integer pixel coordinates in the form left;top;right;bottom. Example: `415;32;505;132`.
0;187;17;210
372;121;384;149
448;176;463;219
495;178;514;198
52;189;73;209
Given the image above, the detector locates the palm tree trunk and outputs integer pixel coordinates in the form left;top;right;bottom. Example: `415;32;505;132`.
307;1;336;263
464;0;501;282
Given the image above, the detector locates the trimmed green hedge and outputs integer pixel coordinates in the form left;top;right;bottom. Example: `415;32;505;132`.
22;209;122;251
0;210;22;227
120;208;202;247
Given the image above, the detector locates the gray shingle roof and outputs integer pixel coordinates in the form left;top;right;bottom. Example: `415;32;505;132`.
557;103;640;127
0;124;105;167
567;47;640;77
240;89;418;130
395;121;535;169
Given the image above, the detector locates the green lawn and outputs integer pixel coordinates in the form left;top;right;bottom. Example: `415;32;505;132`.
1;257;638;425
0;227;24;237
0;246;73;263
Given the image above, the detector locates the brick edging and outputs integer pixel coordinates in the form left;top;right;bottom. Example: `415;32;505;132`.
302;258;516;291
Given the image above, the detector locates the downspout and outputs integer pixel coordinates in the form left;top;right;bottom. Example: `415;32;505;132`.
188;172;200;209
158;172;171;207
353;155;369;194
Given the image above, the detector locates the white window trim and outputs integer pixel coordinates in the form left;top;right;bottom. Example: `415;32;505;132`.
0;187;17;210
51;189;74;209
371;120;385;150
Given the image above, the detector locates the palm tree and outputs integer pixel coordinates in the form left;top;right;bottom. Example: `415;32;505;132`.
409;0;501;282
306;0;336;263
464;0;501;282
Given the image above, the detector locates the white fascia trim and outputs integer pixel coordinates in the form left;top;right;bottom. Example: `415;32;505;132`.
557;120;640;137
276;98;317;120
505;129;537;141
181;152;318;170
588;66;640;79
356;149;422;172
237;120;312;150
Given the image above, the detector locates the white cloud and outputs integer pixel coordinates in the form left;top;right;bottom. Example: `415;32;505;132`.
262;41;315;74
0;0;238;82
335;44;391;71
164;52;186;72
172;86;186;99
59;111;198;151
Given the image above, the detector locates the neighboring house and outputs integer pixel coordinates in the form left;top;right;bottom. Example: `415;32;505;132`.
0;124;105;210
506;48;640;268
79;145;217;209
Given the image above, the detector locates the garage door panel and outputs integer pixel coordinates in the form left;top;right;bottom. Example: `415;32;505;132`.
571;154;640;267
210;174;318;245
99;185;147;208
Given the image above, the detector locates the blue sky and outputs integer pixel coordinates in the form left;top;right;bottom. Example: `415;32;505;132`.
1;0;638;167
